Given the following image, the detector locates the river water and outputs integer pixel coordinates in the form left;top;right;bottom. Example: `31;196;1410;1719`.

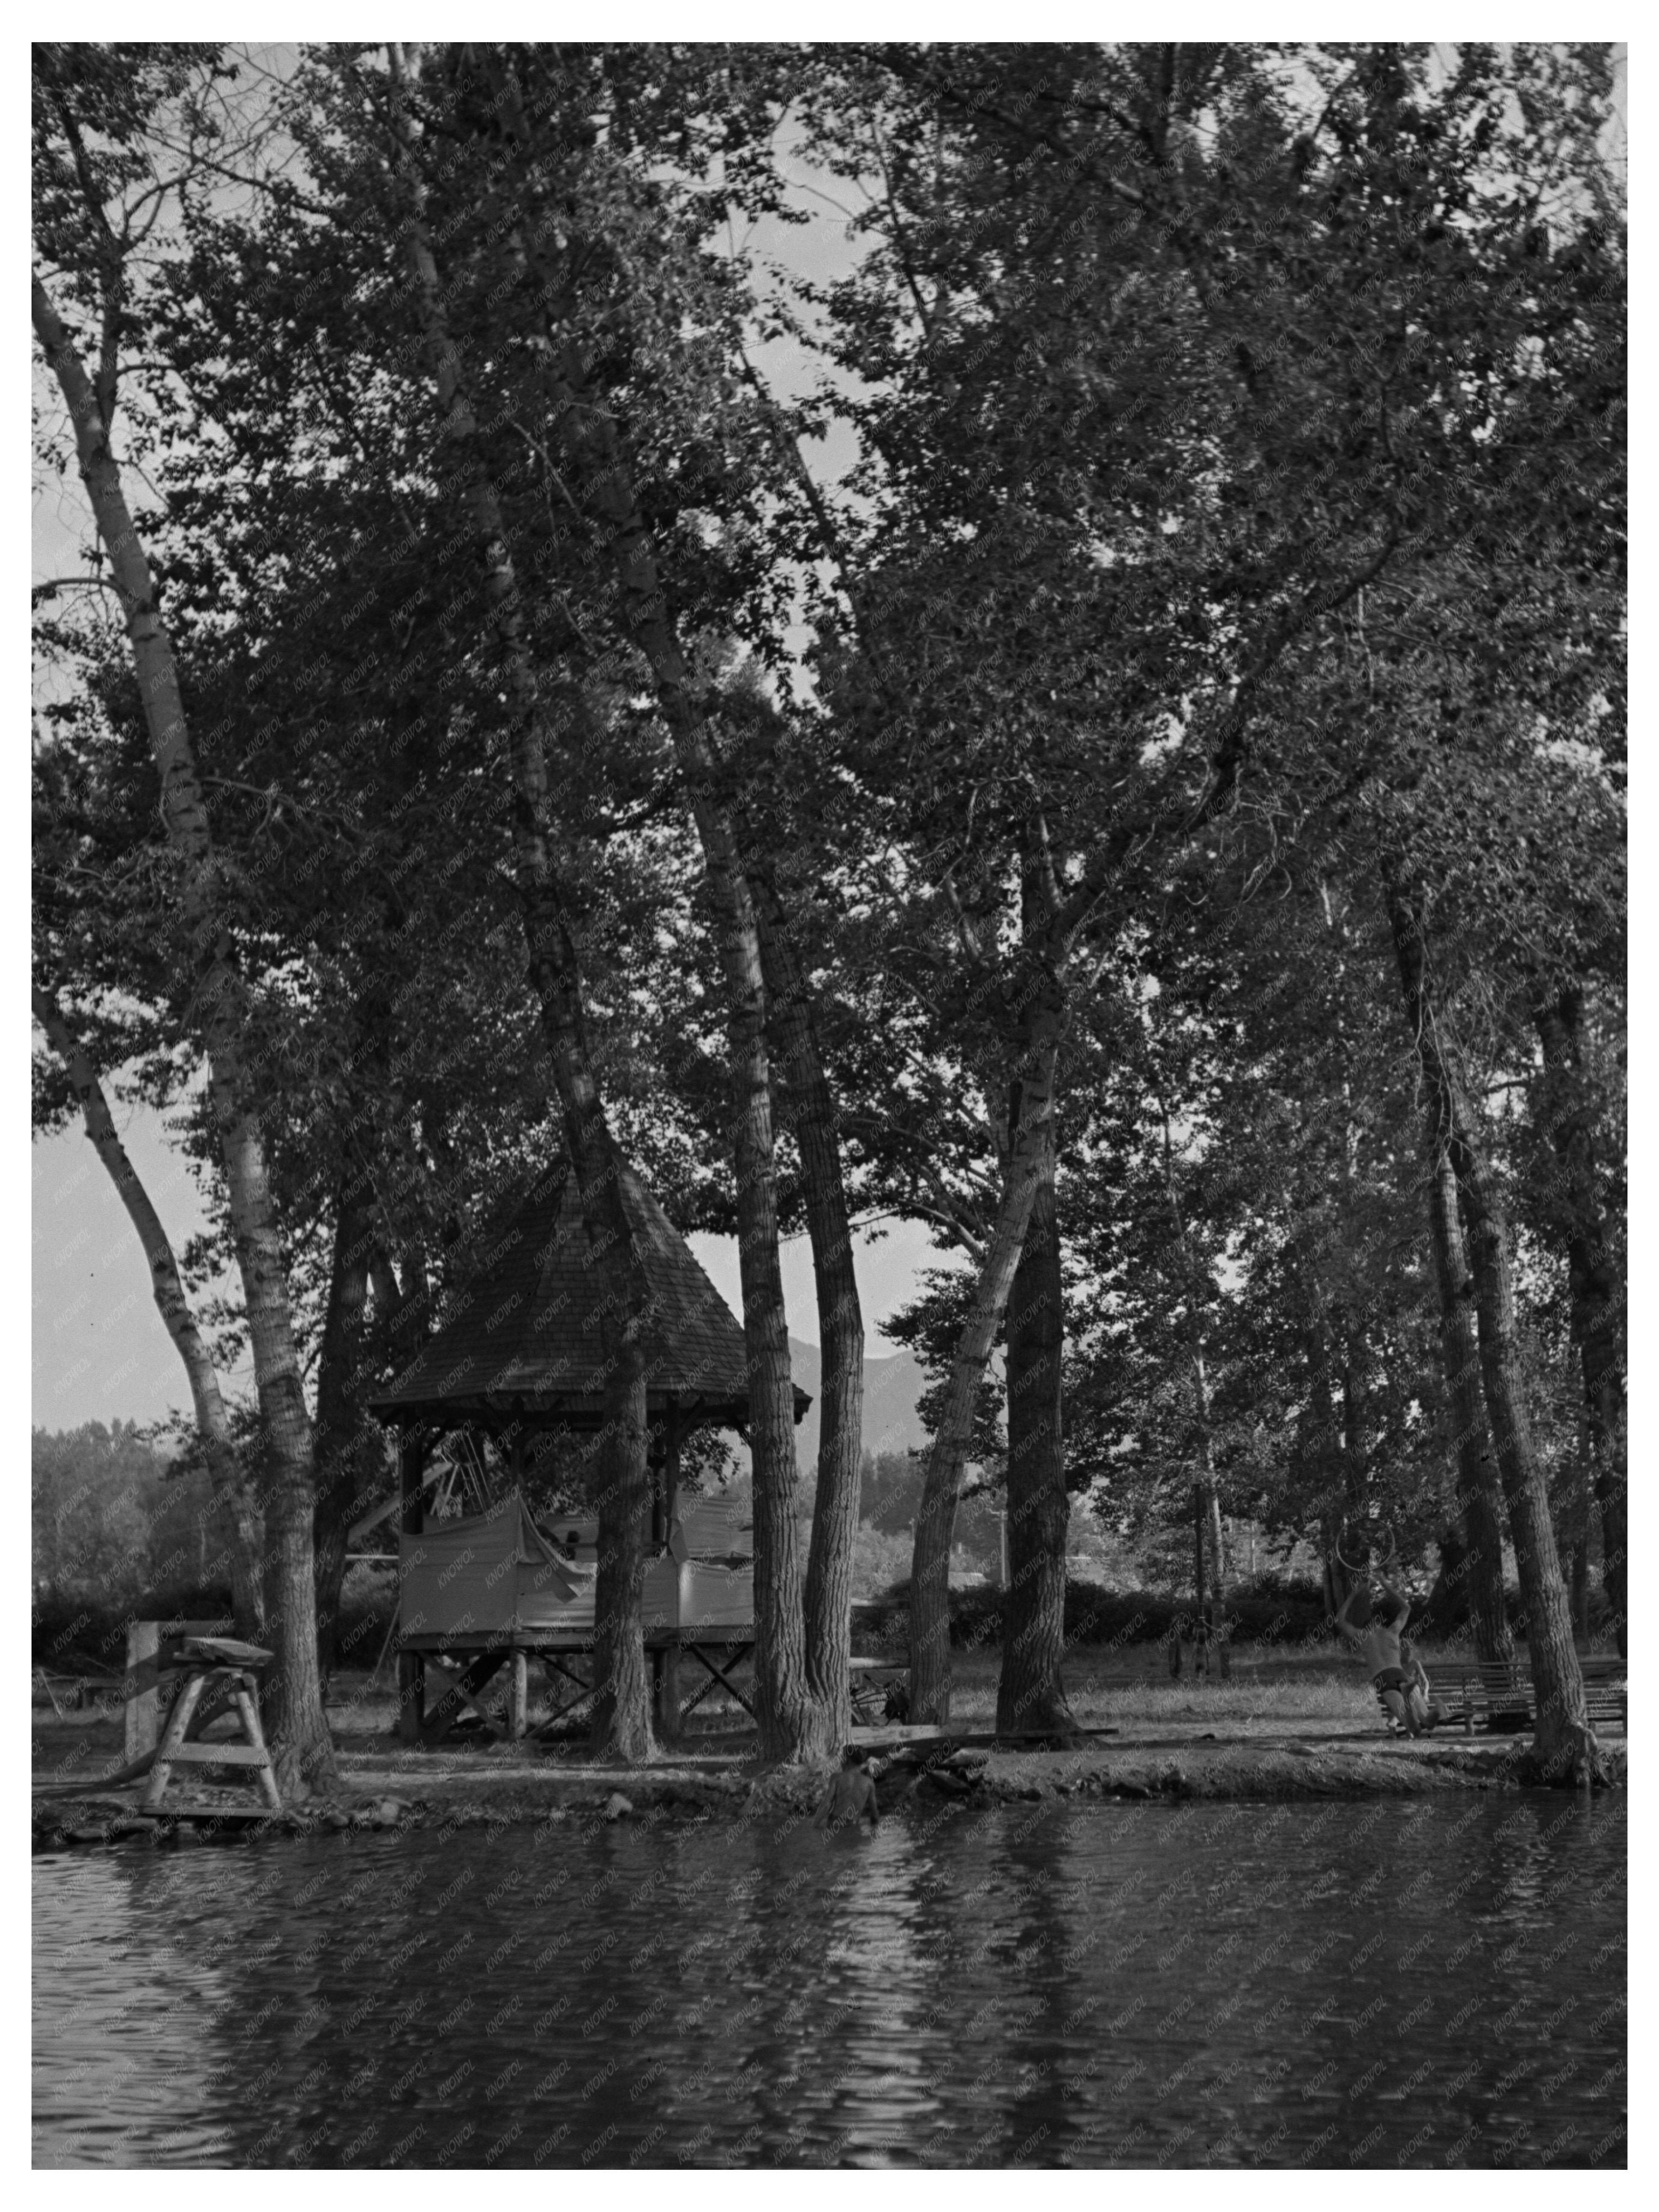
33;1794;1625;2168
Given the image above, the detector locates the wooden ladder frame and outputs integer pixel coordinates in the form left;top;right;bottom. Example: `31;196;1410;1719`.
141;1661;282;1815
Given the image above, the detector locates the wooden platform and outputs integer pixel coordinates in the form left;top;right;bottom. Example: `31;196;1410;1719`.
397;1631;759;1746
849;1723;1121;1752
142;1804;285;1824
397;1630;756;1653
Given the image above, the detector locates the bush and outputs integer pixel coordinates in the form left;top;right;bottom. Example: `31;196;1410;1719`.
853;1578;1335;1652
332;1563;397;1669
32;1581;236;1672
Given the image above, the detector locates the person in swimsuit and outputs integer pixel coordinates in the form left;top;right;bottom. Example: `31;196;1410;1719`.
1394;1635;1451;1734
1336;1578;1447;1736
823;1746;881;1828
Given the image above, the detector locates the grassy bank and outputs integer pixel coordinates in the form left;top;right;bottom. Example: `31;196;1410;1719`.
32;1639;1625;1851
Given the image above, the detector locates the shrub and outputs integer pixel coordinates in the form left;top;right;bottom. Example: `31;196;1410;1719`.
853;1578;1334;1651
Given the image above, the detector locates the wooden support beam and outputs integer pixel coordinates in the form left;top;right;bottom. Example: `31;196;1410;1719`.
232;1681;284;1811
161;1741;275;1768
140;1671;207;1813
420;1650;509;1745
675;1671;722;1719
682;1642;757;1720
123;1618;234;1760
1194;1480;1206;1625
125;1621;160;1764
660;1402;682;1743
540;1652;596;1724
509;1651;529;1741
397;1435;426;1746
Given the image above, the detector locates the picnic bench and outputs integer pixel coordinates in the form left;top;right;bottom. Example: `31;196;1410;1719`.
1422;1655;1626;1737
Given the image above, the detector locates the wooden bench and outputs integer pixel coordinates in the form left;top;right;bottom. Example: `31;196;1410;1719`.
1423;1656;1626;1737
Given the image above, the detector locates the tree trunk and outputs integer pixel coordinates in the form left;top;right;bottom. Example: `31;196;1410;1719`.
1157;1101;1226;1623
417;59;831;1757
1422;1523;1470;1639
1534;989;1627;1659
1424;1140;1514;1664
262;1468;338;1799
388;73;655;1759
754;871;865;1752
312;1171;377;1680
33;275;334;1793
1458;1147;1596;1775
908;993;1062;1724
996;1116;1080;1738
1386;869;1597;1782
1570;1532;1591;1642
542;351;815;1760
32;981;264;1635
1204;1481;1227;1606
1299;1309;1351;1615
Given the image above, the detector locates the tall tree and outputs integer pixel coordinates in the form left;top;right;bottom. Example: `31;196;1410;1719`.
31;979;264;1631
1385;866;1598;1781
1530;987;1626;1657
1422;1139;1514;1662
379;39;658;1759
33;48;338;1791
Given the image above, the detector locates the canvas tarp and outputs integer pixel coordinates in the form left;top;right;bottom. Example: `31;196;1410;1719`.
399;1488;753;1641
671;1491;753;1563
399;1489;586;1643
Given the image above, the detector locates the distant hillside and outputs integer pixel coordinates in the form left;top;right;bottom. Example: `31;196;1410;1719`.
788;1337;931;1476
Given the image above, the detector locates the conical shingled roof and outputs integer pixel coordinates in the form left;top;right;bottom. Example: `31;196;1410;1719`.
368;1156;810;1431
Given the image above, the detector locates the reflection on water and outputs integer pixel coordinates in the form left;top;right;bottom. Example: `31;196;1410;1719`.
34;1795;1626;2168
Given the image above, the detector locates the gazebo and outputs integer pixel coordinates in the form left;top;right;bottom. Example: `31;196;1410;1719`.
366;1152;810;1745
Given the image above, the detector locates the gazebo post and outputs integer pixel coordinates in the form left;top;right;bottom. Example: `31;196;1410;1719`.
647;1411;667;1733
660;1399;682;1745
397;1432;427;1746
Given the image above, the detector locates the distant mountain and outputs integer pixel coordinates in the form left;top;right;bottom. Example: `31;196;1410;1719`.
788;1337;931;1476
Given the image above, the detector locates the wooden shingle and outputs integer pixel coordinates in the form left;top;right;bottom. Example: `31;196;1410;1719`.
369;1153;809;1431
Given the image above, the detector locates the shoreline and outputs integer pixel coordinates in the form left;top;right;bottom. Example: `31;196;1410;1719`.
32;1727;1626;1852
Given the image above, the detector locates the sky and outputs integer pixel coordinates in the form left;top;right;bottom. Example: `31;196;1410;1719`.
30;1105;947;1431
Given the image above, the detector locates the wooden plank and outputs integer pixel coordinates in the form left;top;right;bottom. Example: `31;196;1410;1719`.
682;1644;756;1719
123;1619;236;1730
162;1742;278;1768
398;1631;536;1653
421;1650;509;1745
140;1672;207;1813
676;1671;721;1719
150;1805;281;1823
509;1651;529;1741
231;1682;284;1811
538;1652;596;1726
124;1621;160;1764
397;1651;425;1746
179;1635;272;1667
